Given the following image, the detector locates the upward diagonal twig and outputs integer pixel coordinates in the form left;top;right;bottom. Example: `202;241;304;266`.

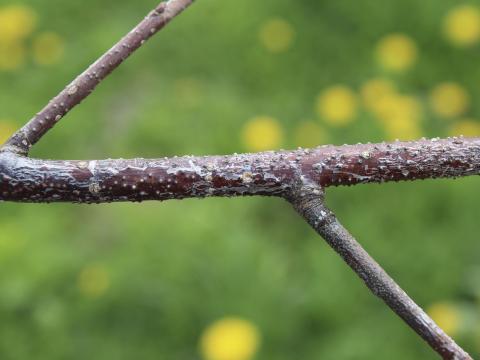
3;0;195;155
0;0;476;358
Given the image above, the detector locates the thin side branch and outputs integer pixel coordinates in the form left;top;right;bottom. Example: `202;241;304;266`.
0;1;477;357
2;0;195;155
287;184;472;360
0;137;479;203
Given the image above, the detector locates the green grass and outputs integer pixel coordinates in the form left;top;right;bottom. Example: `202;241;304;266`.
0;0;479;359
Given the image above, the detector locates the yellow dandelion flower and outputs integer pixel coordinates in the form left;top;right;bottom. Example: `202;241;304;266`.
374;94;422;123
0;119;17;144
200;317;260;360
259;18;295;53
294;121;327;148
427;302;461;336
316;85;358;126
449;119;480;137
383;116;422;141
370;94;422;140
32;32;65;66
444;5;480;47
0;4;36;42
360;78;396;112
241;116;283;151
429;82;469;118
77;264;110;298
375;33;418;72
0;40;26;71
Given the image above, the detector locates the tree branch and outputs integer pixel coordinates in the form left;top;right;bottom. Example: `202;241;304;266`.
2;0;195;155
286;184;472;360
0;137;479;203
0;0;477;357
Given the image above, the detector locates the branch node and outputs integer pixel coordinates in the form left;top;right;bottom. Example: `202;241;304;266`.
1;130;30;155
4;0;195;155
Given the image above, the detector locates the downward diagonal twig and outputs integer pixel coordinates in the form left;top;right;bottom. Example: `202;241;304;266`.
0;0;476;358
287;184;472;360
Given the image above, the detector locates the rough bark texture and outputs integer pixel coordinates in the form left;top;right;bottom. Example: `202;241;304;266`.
3;0;195;155
287;183;472;360
1;137;479;203
0;1;476;359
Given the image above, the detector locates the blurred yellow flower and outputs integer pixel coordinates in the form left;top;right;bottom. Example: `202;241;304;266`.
375;94;422;122
0;119;17;144
200;317;260;360
241;116;283;151
383;116;422;141
449;119;480;137
32;32;65;66
316;85;358;126
369;94;422;140
77;264;110;298
0;5;36;42
360;78;397;112
294;121;327;148
427;302;461;336
429;82;469;118
259;18;295;53
0;40;26;70
443;5;480;47
375;33;418;72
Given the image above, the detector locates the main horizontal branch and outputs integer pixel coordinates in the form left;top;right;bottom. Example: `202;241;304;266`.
1;136;479;203
0;1;475;357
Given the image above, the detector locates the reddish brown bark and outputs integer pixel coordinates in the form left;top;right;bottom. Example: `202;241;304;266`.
1;137;479;203
3;0;195;155
0;1;474;359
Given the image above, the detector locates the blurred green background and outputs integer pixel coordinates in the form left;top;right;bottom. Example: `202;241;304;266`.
1;0;480;359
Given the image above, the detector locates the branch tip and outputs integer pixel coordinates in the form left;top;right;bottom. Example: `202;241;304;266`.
288;188;472;360
4;0;196;155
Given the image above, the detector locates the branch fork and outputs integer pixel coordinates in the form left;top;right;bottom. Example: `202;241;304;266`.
0;1;475;358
